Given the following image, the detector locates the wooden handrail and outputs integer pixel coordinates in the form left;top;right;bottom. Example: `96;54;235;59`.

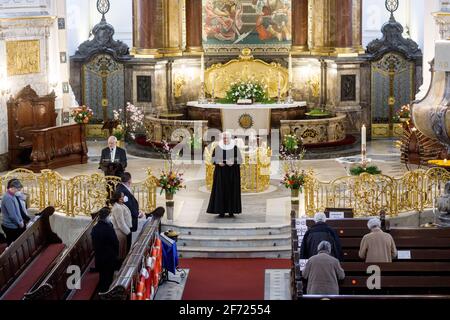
98;207;165;300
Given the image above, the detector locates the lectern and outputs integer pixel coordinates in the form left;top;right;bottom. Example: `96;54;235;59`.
100;160;124;177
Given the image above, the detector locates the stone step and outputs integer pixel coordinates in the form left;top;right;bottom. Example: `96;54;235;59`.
178;245;292;259
177;234;291;248
162;224;291;237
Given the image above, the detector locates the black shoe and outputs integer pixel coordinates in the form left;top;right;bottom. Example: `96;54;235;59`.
229;213;235;218
218;214;226;218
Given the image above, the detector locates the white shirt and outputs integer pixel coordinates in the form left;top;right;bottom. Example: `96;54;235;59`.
110;147;116;162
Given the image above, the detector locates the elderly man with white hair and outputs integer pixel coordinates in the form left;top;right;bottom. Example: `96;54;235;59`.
300;212;343;261
302;241;345;295
359;218;397;263
99;136;128;177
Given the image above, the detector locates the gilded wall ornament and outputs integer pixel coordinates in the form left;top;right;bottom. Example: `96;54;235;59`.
6;40;40;76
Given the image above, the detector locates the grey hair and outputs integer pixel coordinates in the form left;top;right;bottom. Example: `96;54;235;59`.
108;136;118;143
368;218;381;230
314;212;327;223
318;241;332;254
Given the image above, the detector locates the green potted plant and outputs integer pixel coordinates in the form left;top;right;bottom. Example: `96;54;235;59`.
350;165;382;176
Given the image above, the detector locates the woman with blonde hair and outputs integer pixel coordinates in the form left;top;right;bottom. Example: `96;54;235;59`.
109;190;133;261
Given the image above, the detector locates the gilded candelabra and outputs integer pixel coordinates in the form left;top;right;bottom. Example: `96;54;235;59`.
198;82;207;104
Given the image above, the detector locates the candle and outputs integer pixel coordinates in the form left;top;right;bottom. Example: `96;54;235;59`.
200;53;205;83
361;124;367;146
278;72;281;92
361;125;367;162
289;54;293;83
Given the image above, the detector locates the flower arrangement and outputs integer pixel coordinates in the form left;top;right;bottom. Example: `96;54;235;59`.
282;135;305;157
281;170;306;191
158;170;185;196
71;105;93;124
225;81;269;103
396;104;411;120
350;165;382;176
125;102;145;139
112;124;125;141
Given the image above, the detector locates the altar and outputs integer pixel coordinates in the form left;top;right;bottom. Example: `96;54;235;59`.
187;101;307;132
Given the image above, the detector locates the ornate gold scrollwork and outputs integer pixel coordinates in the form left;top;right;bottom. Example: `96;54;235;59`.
6;40;41;76
204;49;289;99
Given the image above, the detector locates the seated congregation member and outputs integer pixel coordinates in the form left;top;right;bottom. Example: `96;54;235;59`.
91;207;119;293
302;241;345;295
300;212;343;261
359;218;398;263
109;191;132;262
116;172;144;252
1;179;31;246
99;136;128;177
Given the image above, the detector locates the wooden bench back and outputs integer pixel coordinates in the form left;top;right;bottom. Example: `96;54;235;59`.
24;217;97;300
0;207;62;296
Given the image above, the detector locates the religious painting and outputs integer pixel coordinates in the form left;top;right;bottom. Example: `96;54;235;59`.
6;40;41;76
202;0;292;53
137;76;152;102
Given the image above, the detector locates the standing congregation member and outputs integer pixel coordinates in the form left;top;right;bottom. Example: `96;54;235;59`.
302;241;345;295
300;213;343;261
116;172;144;252
1;179;30;246
99;136;128;177
207;132;243;218
110;191;132;262
359;218;397;263
91;207;119;293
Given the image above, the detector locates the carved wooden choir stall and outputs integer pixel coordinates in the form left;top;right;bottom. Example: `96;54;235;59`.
7;86;88;172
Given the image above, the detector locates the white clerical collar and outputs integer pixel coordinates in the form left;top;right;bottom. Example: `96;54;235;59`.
219;140;236;150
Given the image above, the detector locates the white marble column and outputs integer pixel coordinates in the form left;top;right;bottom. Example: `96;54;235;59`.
416;0;441;100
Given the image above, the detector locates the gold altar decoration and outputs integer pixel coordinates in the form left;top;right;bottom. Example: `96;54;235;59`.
428;160;450;168
204;49;289;99
0;168;158;217
6;40;41;76
304;167;450;217
204;142;272;193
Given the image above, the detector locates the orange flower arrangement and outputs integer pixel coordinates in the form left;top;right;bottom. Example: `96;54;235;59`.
71;105;94;124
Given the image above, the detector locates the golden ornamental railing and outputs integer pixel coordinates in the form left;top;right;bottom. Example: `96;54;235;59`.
205;143;272;193
0;168;159;217
304;168;450;217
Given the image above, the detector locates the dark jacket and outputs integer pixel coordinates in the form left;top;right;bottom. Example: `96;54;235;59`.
99;147;128;171
300;222;343;261
116;183;139;232
91;219;119;270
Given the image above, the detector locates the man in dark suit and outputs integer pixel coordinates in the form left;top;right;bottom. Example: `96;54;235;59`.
91;207;119;293
115;172;144;253
99;136;128;177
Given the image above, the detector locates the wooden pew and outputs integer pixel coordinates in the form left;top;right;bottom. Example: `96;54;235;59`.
24;216;98;300
0;207;65;300
99;208;165;300
292;217;450;298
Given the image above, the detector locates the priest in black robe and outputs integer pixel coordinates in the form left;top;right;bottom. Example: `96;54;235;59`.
207;133;243;218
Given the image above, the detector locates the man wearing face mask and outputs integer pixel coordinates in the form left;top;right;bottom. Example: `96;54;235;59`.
1;179;30;246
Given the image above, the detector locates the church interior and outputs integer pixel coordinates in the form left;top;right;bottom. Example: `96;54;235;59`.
1;0;450;306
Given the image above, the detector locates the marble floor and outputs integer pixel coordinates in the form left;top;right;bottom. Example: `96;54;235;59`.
1;139;407;227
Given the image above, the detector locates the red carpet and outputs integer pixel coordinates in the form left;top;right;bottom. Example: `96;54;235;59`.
70;260;99;301
180;259;290;300
2;243;65;300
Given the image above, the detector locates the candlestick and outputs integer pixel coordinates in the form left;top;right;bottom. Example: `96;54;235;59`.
289;54;293;83
277;72;281;103
361;124;367;165
200;53;205;83
211;75;216;104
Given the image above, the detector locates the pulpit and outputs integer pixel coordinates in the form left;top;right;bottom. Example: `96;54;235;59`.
7;86;57;168
7;86;88;172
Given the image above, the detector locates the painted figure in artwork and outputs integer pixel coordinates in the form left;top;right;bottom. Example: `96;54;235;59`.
203;0;244;42
253;0;291;42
